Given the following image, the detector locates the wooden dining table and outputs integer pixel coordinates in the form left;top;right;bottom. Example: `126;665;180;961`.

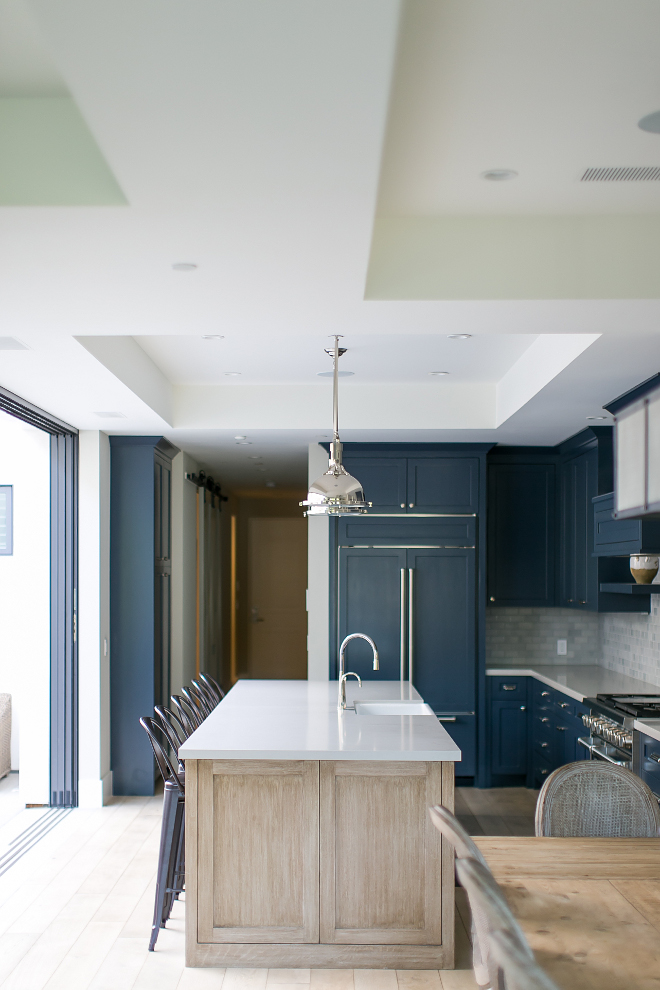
473;836;660;990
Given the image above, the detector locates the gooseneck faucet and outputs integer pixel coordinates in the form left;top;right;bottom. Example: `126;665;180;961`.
338;633;379;711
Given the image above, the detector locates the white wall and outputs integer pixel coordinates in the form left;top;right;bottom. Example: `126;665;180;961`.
78;430;112;807
307;443;330;680
0;411;50;803
171;451;199;696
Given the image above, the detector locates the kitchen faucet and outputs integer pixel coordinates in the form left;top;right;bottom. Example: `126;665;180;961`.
338;633;379;711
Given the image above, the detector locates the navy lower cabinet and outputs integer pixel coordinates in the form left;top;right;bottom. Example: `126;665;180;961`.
488;676;529;782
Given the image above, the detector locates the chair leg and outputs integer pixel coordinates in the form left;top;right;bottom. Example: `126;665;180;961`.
149;782;180;951
163;799;185;924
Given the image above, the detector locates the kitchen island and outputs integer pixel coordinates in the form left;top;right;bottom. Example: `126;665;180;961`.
179;679;460;969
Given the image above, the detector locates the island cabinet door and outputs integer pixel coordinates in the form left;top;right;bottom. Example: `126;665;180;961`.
196;760;319;943
319;761;451;945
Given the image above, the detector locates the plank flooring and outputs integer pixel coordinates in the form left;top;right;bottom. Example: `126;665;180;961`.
455;787;538;837
0;791;478;990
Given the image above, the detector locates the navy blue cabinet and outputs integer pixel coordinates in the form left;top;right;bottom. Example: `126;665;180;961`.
110;436;179;796
593;492;660;556
529;679;589;786
341;457;407;513
488;676;529;779
407;457;479;513
487;453;557;607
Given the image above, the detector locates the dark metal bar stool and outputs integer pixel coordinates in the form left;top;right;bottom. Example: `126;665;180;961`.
200;671;225;702
191;678;218;712
139;716;185;951
181;685;210;722
171;694;203;733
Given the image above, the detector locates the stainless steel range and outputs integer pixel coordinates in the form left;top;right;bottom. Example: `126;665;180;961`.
579;694;660;769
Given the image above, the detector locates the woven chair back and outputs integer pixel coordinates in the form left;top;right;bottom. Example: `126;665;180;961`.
428;804;488;864
535;760;660;837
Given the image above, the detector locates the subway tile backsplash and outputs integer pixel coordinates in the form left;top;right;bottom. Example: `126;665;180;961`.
486;608;600;665
601;604;660;684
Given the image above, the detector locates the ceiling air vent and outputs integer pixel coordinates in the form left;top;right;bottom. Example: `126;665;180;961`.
581;166;660;181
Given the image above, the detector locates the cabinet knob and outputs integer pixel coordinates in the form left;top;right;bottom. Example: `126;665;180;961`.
556;726;567;731
489;596;495;601
579;600;587;605
541;691;550;697
520;706;526;711
541;742;549;748
559;702;570;708
567;599;573;603
540;717;549;723
400;503;405;508
540;769;549;775
502;685;517;691
408;503;414;508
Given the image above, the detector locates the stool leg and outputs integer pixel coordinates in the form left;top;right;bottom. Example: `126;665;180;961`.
149;782;179;951
163;798;185;923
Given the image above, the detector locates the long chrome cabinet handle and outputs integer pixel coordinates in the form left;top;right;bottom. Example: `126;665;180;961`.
408;567;414;686
400;568;406;686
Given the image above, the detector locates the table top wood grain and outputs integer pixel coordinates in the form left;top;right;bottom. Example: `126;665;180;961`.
473;837;660;990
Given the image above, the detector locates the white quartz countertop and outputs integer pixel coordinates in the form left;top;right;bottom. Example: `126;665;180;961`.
178;680;462;762
487;664;660;703
634;718;660;743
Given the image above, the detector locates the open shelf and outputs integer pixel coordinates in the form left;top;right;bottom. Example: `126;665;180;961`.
600;583;660;594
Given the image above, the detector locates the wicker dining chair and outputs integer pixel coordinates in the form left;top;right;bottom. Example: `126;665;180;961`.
490;929;561;990
535;761;660;837
455;857;535;990
429;806;533;990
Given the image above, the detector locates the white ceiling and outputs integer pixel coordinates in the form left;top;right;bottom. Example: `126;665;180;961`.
0;1;658;490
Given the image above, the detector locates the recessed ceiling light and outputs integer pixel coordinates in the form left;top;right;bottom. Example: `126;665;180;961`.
481;169;518;181
202;334;224;340
172;262;197;271
639;111;660;134
234;435;247;439
447;334;472;340
429;371;450;376
236;441;252;445
224;372;241;376
94;411;127;418
586;415;607;420
317;370;354;378
265;481;276;488
249;455;262;460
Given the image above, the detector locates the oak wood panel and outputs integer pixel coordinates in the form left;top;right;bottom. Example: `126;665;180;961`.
197;759;319;944
320;761;446;947
185;758;199;966
474;836;660;879
185;941;454;969
500;876;660;990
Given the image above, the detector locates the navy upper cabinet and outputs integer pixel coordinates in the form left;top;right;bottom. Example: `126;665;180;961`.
338;445;480;514
342;456;407;513
408;457;478;513
487;454;557;607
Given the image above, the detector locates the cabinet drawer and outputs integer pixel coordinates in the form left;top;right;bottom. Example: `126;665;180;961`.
554;696;577;717
533;683;554;706
534;712;553;731
533;755;553;787
490;677;527;701
533;735;553;759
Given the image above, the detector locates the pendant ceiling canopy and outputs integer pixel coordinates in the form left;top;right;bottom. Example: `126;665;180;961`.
300;336;370;516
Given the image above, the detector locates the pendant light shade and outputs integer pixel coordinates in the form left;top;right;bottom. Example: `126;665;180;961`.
301;337;370;516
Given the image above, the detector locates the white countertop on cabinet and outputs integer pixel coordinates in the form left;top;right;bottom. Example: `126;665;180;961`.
486;664;660;703
634;718;660;742
178;679;462;762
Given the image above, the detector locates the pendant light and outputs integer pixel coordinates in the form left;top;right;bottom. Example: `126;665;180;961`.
301;336;370;516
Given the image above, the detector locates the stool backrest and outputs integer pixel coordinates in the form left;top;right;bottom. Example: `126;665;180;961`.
191;679;217;711
200;672;225;702
535;761;660;837
188;682;214;717
140;716;185;793
182;685;209;722
171;694;203;734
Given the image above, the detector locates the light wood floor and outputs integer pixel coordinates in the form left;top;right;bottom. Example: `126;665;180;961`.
0;792;478;990
455;787;539;838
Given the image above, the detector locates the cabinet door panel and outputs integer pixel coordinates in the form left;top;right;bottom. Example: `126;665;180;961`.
491;700;528;775
407;548;476;714
319;761;449;945
407;458;479;514
197;760;319;944
342;457;407;513
487;463;556;606
560;449;598;609
338;548;406;681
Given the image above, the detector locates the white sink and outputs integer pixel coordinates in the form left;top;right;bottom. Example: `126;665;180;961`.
354;701;435;716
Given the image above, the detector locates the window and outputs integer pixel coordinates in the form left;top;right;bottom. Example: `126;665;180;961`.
0;485;12;554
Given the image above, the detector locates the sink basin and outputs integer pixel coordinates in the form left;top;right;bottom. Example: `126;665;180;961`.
354;701;435;716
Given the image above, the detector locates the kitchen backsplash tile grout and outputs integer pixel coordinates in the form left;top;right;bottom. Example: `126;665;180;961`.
487;605;660;685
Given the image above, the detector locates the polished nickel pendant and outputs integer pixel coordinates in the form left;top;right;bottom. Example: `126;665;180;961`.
301;336;370;516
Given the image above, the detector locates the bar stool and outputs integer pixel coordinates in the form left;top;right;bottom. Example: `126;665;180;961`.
139;716;185;950
185;683;214;719
191;678;218;712
181;685;210;722
171;694;203;733
200;671;225;702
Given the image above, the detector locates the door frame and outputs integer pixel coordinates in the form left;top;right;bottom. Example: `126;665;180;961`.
0;386;79;807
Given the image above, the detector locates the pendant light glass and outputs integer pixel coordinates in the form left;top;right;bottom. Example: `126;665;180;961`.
300;336;370;516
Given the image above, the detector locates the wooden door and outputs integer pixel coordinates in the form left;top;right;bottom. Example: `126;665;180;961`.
319;760;451;946
407;457;478;514
338;547;407;681
247;517;307;678
197;759;319;943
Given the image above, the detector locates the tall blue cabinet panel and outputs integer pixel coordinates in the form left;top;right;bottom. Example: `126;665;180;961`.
110;436;179;796
487;458;557;607
338;547;407;681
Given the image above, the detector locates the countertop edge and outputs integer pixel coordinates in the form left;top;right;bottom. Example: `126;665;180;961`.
486;667;587;702
179;750;461;761
634;719;660;743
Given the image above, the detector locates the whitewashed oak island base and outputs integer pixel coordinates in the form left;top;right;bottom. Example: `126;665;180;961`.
179;680;460;969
